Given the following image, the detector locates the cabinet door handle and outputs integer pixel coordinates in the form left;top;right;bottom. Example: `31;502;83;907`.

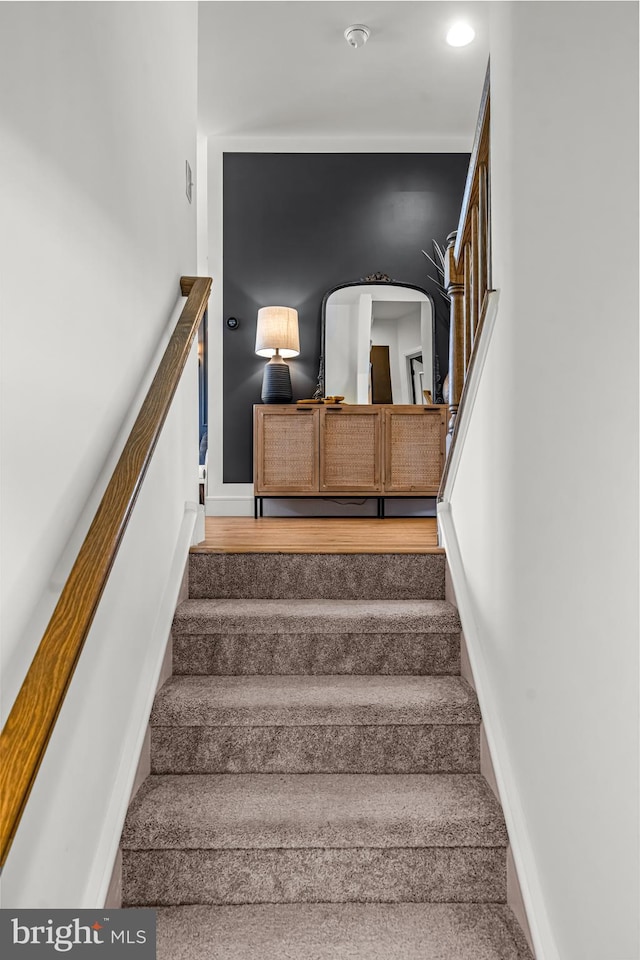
325;406;343;411
295;408;313;412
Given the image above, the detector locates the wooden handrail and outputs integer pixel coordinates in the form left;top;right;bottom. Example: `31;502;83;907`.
0;276;212;867
444;63;491;447
454;62;491;266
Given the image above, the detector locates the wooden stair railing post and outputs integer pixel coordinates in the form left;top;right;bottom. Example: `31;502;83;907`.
463;242;472;369
445;231;465;445
478;162;489;306
470;204;480;342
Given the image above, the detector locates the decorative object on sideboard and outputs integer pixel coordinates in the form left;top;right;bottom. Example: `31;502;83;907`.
312;354;325;401
421;240;451;304
255;306;300;404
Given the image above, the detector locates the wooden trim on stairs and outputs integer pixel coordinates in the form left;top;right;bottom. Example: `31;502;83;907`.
179;276;202;297
445;62;491;451
438;290;498;502
454;62;491;266
0;276;212;868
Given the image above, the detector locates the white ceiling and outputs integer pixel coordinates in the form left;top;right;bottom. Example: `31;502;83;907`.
198;1;490;141
373;300;423;322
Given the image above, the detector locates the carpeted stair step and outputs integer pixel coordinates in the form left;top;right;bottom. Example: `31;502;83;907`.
172;599;461;675
155;903;534;960
189;552;445;600
150;675;481;774
121;773;507;906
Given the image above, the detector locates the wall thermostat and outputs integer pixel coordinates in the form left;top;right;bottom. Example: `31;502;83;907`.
226;317;239;329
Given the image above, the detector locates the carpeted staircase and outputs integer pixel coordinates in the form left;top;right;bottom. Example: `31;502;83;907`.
121;552;533;959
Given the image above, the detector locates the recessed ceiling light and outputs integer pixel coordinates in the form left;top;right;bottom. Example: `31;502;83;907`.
446;22;475;47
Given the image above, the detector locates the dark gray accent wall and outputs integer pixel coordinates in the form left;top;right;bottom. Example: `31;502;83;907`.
222;152;469;483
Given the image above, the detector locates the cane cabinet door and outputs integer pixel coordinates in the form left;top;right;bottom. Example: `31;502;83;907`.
319;406;382;493
254;406;319;494
383;406;446;494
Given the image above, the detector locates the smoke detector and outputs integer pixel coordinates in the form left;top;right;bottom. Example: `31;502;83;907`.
344;24;370;49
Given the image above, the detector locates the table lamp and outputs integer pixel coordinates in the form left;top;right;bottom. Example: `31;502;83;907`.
255;306;300;403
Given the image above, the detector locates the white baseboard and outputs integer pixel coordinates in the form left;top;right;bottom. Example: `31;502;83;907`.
206;494;254;516
205;493;436;519
438;501;559;960
192;502;206;543
91;502;198;906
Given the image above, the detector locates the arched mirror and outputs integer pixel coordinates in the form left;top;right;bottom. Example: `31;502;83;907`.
315;280;441;404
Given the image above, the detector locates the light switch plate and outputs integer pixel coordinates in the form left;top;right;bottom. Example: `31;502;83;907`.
185;160;193;204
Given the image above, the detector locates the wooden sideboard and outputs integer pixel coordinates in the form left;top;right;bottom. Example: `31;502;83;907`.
253;404;447;516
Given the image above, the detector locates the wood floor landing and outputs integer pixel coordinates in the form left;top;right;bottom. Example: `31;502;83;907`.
193;517;442;555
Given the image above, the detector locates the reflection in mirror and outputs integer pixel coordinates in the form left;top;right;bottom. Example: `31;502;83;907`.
320;283;437;404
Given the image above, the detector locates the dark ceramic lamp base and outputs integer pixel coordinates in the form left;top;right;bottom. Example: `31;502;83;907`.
261;359;292;403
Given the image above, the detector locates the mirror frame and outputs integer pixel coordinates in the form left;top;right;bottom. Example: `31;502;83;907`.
314;280;442;403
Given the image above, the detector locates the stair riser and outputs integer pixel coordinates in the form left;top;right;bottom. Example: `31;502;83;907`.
173;633;460;676
189;554;445;600
150;725;480;774
122;847;506;906
155;904;534;960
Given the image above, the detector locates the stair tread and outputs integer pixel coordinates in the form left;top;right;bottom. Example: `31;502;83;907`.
151;675;480;726
173;599;460;635
122;773;507;850
156;903;533;960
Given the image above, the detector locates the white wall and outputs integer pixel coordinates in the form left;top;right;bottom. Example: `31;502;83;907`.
0;2;199;905
445;3;638;958
393;307;422;404
325;303;360;402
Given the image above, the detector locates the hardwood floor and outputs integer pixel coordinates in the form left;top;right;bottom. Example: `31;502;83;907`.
192;517;442;554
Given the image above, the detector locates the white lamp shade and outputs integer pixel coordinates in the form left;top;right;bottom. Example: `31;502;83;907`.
255;306;300;358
